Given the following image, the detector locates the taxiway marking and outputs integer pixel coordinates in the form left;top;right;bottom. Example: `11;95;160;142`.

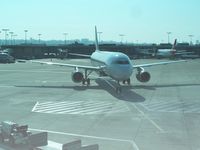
32;101;39;112
0;69;66;73
32;100;129;115
131;104;165;133
0;85;16;88
140;101;200;113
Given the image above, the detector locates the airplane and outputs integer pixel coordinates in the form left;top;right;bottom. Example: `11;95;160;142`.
31;26;186;93
135;48;155;58
155;39;194;59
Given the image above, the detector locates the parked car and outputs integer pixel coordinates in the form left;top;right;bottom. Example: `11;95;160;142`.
0;53;15;63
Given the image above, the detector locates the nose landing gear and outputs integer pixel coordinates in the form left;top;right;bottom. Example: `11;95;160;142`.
115;81;122;94
116;78;131;94
122;78;131;85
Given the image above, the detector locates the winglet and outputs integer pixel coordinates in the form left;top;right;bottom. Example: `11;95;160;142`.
95;26;99;51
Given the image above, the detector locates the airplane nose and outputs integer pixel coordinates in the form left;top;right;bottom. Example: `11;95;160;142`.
111;65;133;80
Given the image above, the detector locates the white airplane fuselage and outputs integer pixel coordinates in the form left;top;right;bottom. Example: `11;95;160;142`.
156;49;175;57
90;51;133;81
156;49;193;58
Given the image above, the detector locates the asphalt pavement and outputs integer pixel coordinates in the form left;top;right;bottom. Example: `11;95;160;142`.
0;58;199;150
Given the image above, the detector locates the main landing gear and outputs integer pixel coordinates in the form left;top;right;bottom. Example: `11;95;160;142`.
82;69;92;86
82;78;90;85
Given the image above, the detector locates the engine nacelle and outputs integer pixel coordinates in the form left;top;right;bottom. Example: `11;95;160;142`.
136;71;151;82
71;71;84;83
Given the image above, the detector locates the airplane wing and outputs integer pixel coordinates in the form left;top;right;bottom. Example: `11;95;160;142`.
133;60;186;68
68;53;91;58
175;52;194;55
31;60;104;70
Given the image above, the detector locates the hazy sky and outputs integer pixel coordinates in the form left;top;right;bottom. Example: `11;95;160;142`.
1;0;200;43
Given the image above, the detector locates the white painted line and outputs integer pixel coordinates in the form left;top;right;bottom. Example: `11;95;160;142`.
38;101;108;107
32;101;39;112
0;85;15;88
139;103;151;111
34;80;71;83
0;69;66;74
38;101;77;105
36;102;81;108
131;104;165;133
140;102;200;114
29;128;140;150
32;101;128;115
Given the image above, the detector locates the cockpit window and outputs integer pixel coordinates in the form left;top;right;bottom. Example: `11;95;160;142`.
113;60;129;64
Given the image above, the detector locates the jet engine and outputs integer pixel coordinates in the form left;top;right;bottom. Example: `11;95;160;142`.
71;69;84;83
136;71;151;82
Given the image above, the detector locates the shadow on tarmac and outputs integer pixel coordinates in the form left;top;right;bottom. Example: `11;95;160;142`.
15;82;200;102
15;83;145;103
95;79;145;102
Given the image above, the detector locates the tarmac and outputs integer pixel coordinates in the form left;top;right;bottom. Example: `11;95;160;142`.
0;58;200;150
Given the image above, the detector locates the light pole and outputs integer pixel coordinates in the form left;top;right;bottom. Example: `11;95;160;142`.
24;30;28;44
12;34;17;45
30;37;33;44
119;34;125;44
0;31;1;46
63;33;68;45
2;29;9;45
188;35;194;45
9;32;14;45
97;32;102;44
38;34;41;44
167;32;171;43
6;34;9;44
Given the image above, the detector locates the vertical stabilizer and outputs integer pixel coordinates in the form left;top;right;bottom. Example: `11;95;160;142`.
171;39;177;57
95;26;99;51
172;39;177;50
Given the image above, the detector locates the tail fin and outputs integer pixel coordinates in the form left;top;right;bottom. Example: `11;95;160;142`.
95;26;99;51
171;39;177;58
172;39;177;50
